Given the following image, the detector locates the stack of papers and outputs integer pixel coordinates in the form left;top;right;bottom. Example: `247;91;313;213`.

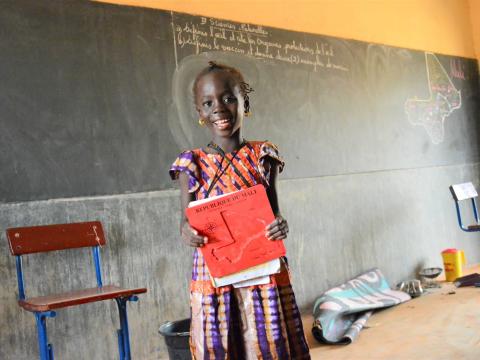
212;258;281;288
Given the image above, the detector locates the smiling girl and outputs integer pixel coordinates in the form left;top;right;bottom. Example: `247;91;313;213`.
170;61;310;359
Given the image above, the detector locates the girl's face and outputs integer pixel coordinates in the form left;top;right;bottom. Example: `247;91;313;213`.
195;71;244;139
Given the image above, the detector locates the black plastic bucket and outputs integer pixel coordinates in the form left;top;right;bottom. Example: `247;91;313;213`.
159;318;191;360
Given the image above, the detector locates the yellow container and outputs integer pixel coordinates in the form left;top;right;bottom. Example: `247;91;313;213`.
441;248;466;282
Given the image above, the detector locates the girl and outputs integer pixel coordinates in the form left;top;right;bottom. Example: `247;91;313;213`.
170;61;310;359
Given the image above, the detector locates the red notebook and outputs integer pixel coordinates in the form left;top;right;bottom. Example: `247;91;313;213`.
186;185;286;278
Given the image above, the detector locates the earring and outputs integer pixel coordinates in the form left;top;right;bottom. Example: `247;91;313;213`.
198;118;206;126
244;111;251;117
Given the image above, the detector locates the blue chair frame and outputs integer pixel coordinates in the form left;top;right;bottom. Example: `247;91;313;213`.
7;221;147;360
449;182;480;232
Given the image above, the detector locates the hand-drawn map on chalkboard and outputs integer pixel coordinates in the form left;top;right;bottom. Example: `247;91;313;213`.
405;53;462;144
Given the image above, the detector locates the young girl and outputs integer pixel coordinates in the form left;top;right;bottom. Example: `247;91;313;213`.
170;61;310;359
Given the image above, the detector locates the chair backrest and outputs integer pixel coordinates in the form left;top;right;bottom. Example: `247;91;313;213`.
449;182;479;232
449;182;478;202
6;221;106;255
6;221;106;299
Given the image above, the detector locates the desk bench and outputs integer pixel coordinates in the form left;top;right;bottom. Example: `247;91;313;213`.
303;266;480;359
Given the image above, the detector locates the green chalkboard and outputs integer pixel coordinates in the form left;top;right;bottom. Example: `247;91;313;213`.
1;0;479;202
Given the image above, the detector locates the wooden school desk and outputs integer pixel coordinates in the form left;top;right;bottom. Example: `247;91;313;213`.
303;265;480;359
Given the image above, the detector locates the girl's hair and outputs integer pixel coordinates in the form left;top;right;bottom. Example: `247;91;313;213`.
193;61;254;114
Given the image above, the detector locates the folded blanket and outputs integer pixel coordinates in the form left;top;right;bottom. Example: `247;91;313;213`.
312;268;411;344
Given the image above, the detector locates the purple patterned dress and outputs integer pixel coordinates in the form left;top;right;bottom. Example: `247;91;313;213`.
170;141;310;359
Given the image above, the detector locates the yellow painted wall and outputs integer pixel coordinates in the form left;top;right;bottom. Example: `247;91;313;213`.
469;0;480;62
95;0;478;59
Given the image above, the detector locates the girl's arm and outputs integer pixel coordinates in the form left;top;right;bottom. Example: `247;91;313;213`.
264;159;289;240
178;172;208;247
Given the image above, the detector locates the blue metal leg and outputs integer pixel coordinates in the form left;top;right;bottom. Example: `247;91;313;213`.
48;344;54;360
115;296;139;360
117;329;125;360
34;311;56;360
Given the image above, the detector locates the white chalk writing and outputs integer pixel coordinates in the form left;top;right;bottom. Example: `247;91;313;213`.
172;14;349;73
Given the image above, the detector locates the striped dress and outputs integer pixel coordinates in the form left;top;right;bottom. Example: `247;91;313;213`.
170;141;310;360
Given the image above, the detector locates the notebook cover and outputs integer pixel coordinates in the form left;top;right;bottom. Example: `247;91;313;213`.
185;185;286;277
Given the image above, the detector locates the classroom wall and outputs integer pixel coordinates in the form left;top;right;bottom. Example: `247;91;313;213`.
97;0;478;59
1;1;480;360
470;0;480;62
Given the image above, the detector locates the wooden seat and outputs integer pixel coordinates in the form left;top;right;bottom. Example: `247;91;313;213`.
18;285;147;312
6;221;147;360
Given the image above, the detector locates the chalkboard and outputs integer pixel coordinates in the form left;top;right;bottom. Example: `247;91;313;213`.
1;0;479;203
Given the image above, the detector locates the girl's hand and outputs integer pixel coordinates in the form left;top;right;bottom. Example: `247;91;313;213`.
265;215;289;240
181;221;208;247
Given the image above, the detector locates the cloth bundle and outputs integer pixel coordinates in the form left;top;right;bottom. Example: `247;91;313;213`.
312;268;411;344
